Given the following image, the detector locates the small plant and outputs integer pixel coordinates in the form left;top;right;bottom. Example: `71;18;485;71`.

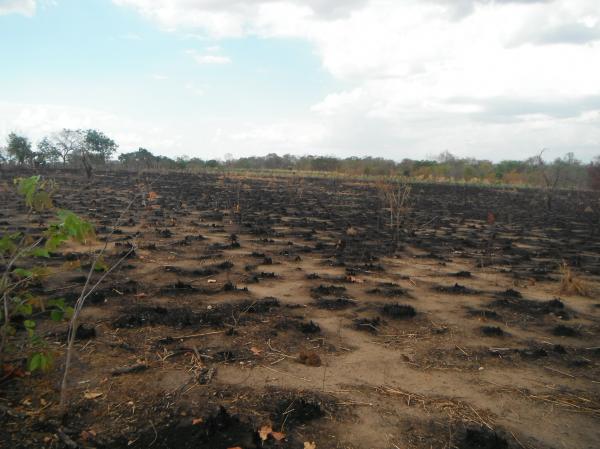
375;178;412;245
15;174;55;212
0;176;94;372
559;261;589;297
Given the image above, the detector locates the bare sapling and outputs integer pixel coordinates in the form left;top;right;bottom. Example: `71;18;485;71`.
532;149;563;211
1;176;94;375
59;174;160;408
376;179;412;246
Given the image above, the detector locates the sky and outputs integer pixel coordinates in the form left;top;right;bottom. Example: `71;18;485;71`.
0;0;599;162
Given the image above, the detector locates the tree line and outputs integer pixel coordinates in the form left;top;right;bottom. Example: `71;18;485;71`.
2;129;599;189
1;129;117;177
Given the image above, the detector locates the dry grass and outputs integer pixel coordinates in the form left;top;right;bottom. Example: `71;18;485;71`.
559;261;590;297
374;385;496;430
486;382;600;417
345;226;358;236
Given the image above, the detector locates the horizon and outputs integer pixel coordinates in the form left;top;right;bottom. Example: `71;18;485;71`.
1;0;599;163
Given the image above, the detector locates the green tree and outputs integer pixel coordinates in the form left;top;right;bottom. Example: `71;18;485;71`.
36;137;62;165
84;129;118;163
118;147;158;168
6;132;33;165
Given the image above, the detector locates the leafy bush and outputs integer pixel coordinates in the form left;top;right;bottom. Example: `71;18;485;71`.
1;176;94;372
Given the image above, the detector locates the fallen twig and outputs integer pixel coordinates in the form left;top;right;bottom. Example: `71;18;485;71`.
543;365;575;379
259;365;312;382
111;363;148;376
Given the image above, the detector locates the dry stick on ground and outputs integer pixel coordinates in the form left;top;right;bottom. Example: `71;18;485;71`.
59;174;160;408
376;385;495;430
167;330;226;341
485;381;600;416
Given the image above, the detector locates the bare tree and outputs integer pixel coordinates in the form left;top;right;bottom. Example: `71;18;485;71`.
376;179;412;245
528;150;555;210
45;129;85;165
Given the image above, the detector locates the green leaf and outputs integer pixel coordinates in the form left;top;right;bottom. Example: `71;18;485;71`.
48;298;65;309
12;268;33;278
56;210;95;242
39;353;53;372
0;234;19;255
32;190;53;211
94;257;109;272
64;306;74;319
28;353;42;372
44;232;67;252
15;176;40;208
3;324;16;336
49;298;72;321
23;319;36;330
29;334;43;346
15;303;33;316
27;351;52;372
50;310;63;322
45;210;94;250
31;248;50;258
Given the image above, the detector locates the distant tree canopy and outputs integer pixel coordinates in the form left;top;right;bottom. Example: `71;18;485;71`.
3;129;119;169
111;149;595;190
1;129;598;189
39;129;82;165
118;147;174;169
36;137;62;165
118;147;156;167
84;129;117;163
6;133;33;165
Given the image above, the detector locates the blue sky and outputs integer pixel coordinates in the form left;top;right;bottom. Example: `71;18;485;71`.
1;0;599;161
0;0;335;139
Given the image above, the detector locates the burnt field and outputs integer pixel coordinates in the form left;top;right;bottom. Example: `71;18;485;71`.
1;169;600;449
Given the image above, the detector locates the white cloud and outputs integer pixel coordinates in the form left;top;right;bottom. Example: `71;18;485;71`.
151;74;168;80
311;88;365;116
204;45;221;53
185;48;231;64
229;120;328;148
193;54;231;64
300;0;599;159
0;102;327;159
8;0;600;160
113;0;369;37
0;0;36;16
0;102;118;140
0;102;187;156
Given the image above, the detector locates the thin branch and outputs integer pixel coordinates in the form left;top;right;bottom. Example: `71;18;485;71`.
59;174;160;408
